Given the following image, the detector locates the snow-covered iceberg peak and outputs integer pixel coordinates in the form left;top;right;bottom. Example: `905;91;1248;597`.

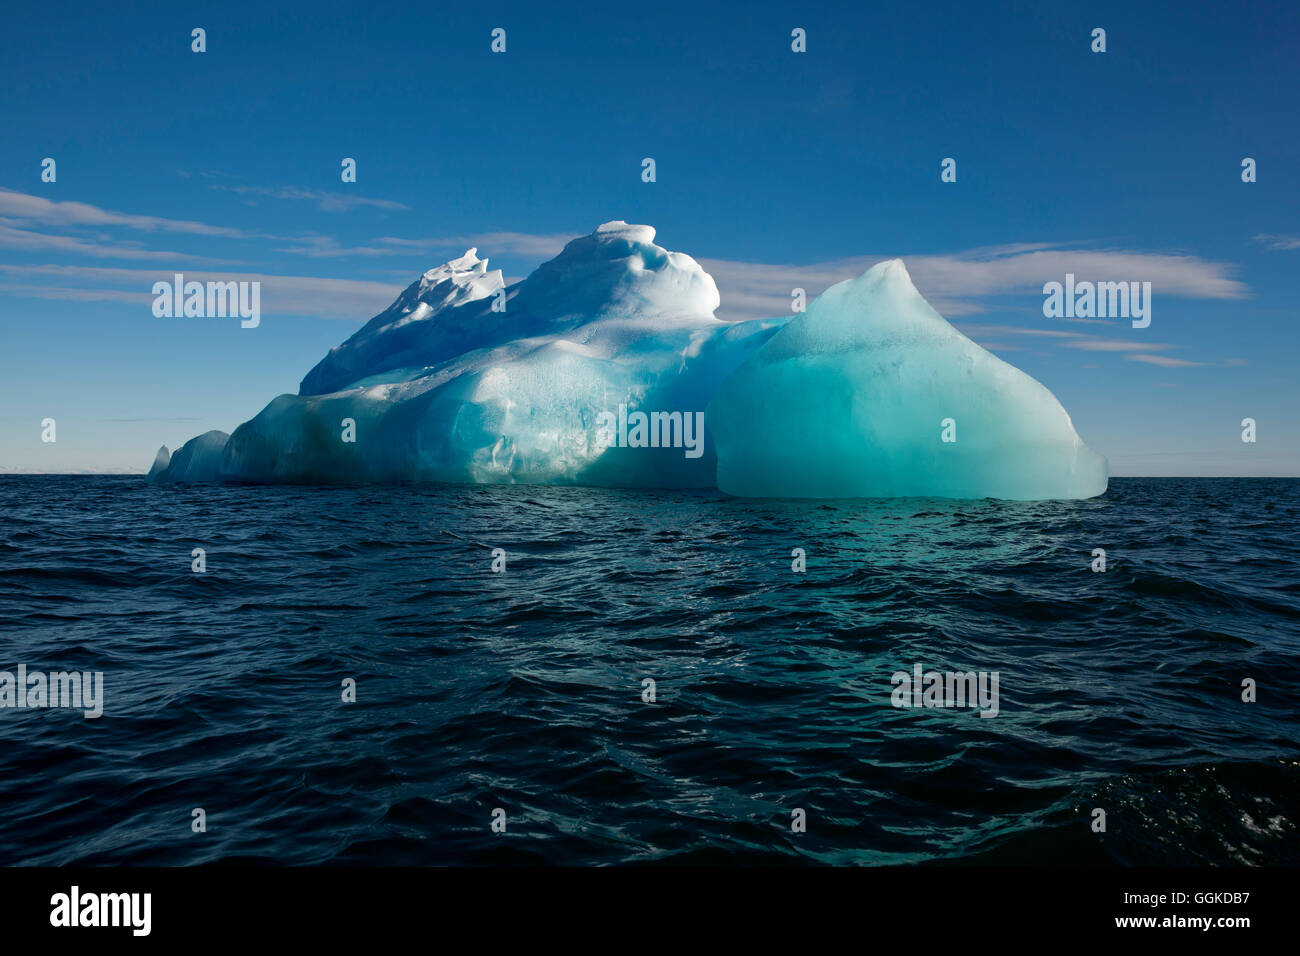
517;220;720;328
300;221;719;395
377;246;502;327
299;248;504;395
415;247;501;305
593;220;657;243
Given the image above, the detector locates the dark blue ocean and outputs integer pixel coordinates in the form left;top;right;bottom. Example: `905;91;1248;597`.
1;476;1297;866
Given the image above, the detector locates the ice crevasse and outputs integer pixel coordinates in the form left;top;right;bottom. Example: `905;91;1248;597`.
148;221;1107;500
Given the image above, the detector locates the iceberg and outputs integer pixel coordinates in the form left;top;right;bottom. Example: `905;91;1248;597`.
707;259;1108;499
147;223;1106;500
153;222;779;488
147;430;228;483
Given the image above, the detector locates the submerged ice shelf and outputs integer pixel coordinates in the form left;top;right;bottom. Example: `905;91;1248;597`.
148;222;1107;500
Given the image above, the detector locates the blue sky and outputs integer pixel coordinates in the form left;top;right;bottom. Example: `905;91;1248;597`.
1;0;1296;474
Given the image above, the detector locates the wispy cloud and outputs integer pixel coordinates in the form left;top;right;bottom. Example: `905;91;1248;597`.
276;230;573;260
0;186;419;264
0;284;154;304
701;243;1248;322
274;234;408;258
1124;354;1205;368
380;231;573;259
1252;233;1300;251
0;188;247;237
955;323;1178;352
1062;338;1180;352
0;263;399;319
953;322;1217;368
0;222;217;261
211;184;407;213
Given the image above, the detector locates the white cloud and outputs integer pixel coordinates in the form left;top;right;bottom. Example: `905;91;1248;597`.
0;188;247;237
276;230;573;260
1064;338;1179;352
274;234;409;258
0;222;216;261
1124;354;1205;368
0;263;399;319
377;231;574;259
1252;234;1300;251
211;185;407;213
953;322;1209;366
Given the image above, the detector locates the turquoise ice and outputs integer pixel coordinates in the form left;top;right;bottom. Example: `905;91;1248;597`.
706;259;1108;499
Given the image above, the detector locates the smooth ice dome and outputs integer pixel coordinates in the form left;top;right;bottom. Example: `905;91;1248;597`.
707;259;1108;499
148;225;1106;500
